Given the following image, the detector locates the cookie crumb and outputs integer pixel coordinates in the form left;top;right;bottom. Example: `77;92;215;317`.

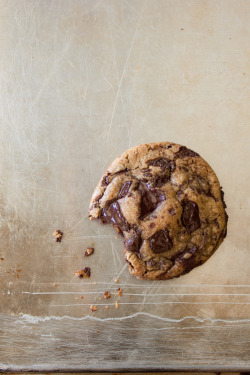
98;297;102;300
90;305;97;312
115;301;119;309
0;258;4;261
85;247;94;256
114;277;119;283
103;291;111;299
75;297;78;301
105;305;109;310
80;296;84;299
53;283;57;287
117;288;123;297
94;281;97;285
74;267;91;279
53;230;63;242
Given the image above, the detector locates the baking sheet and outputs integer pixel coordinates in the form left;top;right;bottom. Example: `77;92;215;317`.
0;0;250;371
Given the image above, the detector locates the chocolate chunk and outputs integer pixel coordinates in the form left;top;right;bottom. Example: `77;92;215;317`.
147;158;175;188
118;181;132;199
149;222;156;228
102;201;130;231
197;175;210;194
181;201;201;233
175;146;199;159
149;229;173;253
147;157;169;168
124;233;142;253
138;181;165;219
101;175;109;186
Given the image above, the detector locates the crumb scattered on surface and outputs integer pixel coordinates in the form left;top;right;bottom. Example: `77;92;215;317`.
53;230;63;242
117;288;123;297
94;281;97;285
74;267;91;279
114;277;119;283
75;297;78;300
90;305;97;312
105;305;109;310
85;247;94;256
115;301;119;309
0;258;4;261
98;297;102;300
103;291;111;299
181;28;184;30
80;296;84;299
53;283;57;287
129;296;133;300
96;329;100;332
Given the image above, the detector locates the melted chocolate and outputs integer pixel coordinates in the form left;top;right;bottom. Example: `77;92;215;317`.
138;181;165;219
181;201;201;233
149;229;173;253
118;181;132;199
101;201;130;231
175;146;199;159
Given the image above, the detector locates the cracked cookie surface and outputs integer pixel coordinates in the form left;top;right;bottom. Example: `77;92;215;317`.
89;142;228;280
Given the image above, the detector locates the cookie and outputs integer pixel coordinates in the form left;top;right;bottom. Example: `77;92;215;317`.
89;142;228;280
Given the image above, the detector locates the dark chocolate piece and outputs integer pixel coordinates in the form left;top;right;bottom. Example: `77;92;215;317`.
147;157;172;168
181;201;201;233
124;233;142;253
102;201;130;231
101;176;109;186
118;181;132;199
138;181;165;219
175;146;199;159
149;229;173;253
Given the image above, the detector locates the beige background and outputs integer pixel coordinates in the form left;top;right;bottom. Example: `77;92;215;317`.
0;0;249;371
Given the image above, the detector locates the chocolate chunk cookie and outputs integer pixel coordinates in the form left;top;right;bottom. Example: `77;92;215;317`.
89;142;228;280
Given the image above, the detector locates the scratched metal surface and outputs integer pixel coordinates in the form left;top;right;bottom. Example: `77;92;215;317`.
0;0;250;371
